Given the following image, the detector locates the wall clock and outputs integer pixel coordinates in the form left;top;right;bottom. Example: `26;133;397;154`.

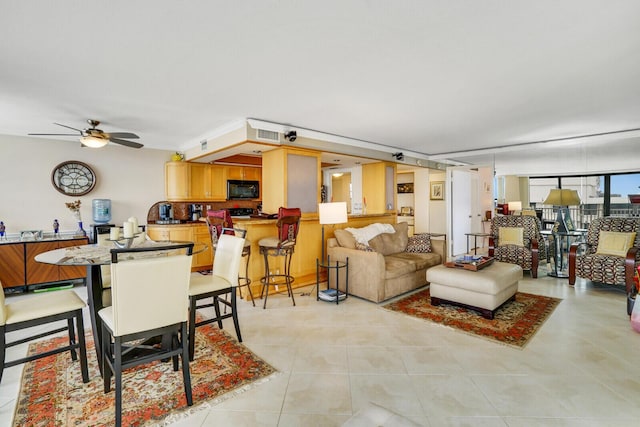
51;161;97;196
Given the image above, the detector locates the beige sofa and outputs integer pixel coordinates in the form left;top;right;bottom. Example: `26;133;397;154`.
326;222;446;303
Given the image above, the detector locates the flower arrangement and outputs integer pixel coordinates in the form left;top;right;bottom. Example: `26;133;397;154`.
65;199;82;221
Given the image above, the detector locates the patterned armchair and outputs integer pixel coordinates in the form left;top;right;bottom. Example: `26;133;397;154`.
488;215;546;278
568;217;640;313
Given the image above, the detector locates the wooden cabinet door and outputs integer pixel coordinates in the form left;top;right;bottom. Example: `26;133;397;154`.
0;243;26;288
147;226;171;241
165;162;190;201
243;167;261;181
192;225;213;271
190;163;210;199
209;165;227;201
26;241;60;285
226;166;243;180
58;238;89;280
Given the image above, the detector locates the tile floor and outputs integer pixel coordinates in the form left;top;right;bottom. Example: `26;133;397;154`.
1;271;640;426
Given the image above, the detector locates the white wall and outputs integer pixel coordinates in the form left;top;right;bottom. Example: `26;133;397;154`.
1;135;172;234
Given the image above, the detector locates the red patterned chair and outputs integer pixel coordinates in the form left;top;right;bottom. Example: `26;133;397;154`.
568;217;640;314
488;215;546;278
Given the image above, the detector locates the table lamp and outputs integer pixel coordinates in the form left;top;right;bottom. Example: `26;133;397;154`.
543;189;581;232
319;202;348;261
507;201;522;215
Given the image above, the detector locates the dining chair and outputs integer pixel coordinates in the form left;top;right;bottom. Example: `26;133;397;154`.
205;209;254;305
0;283;89;384
98;242;194;427
188;234;245;361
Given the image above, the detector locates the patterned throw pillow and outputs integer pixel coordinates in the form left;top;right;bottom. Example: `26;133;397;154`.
355;242;376;252
405;234;432;253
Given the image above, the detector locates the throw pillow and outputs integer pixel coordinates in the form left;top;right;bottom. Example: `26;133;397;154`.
368;222;409;255
406;234;432;253
334;229;356;249
596;231;637;257
498;227;524;246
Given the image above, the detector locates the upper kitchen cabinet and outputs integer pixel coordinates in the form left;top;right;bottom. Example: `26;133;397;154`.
262;147;320;214
226;166;261;181
165;162;191;201
190;163;226;201
362;162;396;214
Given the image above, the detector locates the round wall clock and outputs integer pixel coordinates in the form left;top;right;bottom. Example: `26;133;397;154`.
51;161;97;196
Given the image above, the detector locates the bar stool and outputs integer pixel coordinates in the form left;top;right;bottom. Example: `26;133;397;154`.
205;209;254;305
258;207;301;309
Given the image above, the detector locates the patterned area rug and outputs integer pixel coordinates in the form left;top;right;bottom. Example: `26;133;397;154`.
384;288;561;348
13;324;277;426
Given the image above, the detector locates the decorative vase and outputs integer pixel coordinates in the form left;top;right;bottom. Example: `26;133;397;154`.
75;221;87;237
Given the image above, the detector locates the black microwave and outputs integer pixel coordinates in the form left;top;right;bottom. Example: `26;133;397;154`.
227;180;259;200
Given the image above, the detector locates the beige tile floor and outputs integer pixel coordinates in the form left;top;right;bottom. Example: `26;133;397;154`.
1;270;640;426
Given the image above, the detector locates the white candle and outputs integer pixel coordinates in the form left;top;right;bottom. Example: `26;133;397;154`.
123;221;134;238
110;227;120;240
128;216;139;232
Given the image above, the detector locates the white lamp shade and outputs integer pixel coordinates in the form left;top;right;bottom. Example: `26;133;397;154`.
319;202;348;225
507;201;522;212
80;135;108;148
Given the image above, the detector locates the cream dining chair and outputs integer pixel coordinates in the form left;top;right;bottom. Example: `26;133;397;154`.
0;282;89;384
188;234;245;361
98;242;194;427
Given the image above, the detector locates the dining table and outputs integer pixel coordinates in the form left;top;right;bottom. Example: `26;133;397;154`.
35;239;206;373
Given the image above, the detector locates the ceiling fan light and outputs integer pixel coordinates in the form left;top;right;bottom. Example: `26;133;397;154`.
80;135;108;148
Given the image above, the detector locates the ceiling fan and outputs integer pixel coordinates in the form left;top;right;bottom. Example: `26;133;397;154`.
29;119;143;149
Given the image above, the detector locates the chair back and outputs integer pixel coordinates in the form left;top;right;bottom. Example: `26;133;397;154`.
109;243;194;336
205;209;234;243
585;217;640;253
276;207;301;248
96;230;114;284
212;234;245;287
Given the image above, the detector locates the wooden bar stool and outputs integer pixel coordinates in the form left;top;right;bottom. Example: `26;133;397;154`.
258;207;301;309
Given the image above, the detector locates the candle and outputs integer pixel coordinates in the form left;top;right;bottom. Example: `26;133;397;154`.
123;221;134;238
127;216;139;232
110;227;120;240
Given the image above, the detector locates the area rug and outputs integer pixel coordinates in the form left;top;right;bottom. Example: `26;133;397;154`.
13;324;277;426
384;288;561;348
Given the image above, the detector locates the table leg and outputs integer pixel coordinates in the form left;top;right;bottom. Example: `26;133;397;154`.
85;265;104;375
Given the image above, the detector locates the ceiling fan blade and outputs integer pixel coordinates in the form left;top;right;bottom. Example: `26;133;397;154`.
108;132;140;139
53;122;84;133
109;137;144;149
28;133;81;136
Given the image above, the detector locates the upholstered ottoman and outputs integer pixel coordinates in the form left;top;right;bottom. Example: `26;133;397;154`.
426;262;523;319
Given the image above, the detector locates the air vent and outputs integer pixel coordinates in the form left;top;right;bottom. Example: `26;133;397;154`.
256;129;280;142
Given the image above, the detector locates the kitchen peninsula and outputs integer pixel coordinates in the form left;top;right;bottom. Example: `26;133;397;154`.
147;212;395;299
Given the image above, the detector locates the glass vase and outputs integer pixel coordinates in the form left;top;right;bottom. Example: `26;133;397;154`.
75;221;87;237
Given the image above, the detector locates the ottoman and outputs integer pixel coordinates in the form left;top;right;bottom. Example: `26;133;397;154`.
426;261;523;319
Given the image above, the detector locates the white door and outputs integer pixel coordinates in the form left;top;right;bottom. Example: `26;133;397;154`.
451;169;472;257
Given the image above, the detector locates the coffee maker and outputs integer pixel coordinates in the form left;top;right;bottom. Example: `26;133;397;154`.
189;204;203;221
159;203;173;221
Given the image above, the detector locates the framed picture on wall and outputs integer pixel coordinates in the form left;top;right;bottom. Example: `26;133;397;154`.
430;181;444;200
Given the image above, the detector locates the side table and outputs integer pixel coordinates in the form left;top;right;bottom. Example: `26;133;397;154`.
316;256;348;304
465;232;492;255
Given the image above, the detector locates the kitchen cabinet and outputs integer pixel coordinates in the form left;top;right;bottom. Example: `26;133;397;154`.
209;165;227;201
0;243;26;288
190;163;210;200
165;163;261;202
147;224;212;271
165;162;191;201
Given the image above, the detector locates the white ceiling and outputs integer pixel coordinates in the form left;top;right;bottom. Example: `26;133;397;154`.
1;1;640;167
